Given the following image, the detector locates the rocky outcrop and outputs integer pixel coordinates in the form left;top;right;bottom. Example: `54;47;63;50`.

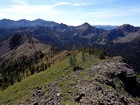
26;57;139;105
75;58;139;104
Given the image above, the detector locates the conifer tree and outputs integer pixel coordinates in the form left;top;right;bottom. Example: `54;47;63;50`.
81;46;85;61
69;44;77;67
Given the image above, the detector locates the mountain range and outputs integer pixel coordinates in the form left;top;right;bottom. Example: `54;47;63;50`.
0;19;117;30
0;19;140;71
0;19;140;104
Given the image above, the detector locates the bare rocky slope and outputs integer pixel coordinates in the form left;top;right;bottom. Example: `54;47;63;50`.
0;33;51;59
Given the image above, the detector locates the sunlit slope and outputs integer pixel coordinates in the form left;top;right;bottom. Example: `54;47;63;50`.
0;52;139;105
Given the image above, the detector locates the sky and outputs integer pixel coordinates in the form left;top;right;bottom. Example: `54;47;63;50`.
0;0;140;26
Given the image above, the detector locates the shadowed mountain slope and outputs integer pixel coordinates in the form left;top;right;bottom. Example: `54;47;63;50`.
0;33;51;59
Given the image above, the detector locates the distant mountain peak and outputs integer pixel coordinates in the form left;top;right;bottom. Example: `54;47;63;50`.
18;19;28;21
0;19;15;23
118;24;134;30
59;23;67;27
81;22;91;27
33;18;45;22
1;18;13;21
17;19;30;24
77;22;92;29
117;24;139;32
121;24;132;26
35;18;44;21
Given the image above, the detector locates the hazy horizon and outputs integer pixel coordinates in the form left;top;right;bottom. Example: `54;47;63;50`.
0;0;140;26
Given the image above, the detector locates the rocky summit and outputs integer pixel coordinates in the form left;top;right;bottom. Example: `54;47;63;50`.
9;55;139;105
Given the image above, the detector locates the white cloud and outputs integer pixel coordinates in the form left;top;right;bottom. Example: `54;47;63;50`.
0;0;94;21
0;1;72;20
0;0;139;26
0;0;90;16
11;0;28;5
